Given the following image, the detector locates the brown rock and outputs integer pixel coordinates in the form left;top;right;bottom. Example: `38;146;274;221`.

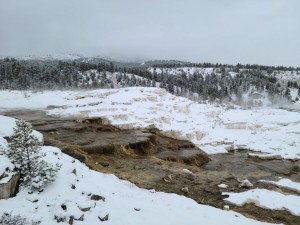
98;214;109;221
61;204;67;211
0;172;20;199
80;207;91;212
69;216;74;225
72;169;77;176
181;186;189;193
78;214;84;221
91;194;105;201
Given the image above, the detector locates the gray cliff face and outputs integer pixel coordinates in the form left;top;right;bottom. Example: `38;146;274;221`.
0;172;20;199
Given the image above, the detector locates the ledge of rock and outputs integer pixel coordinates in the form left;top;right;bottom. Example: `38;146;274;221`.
0;172;20;199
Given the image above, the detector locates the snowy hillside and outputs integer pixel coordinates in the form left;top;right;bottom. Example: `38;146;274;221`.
274;71;300;84
148;67;215;76
147;66;300;105
79;70;155;89
147;66;300;81
0;115;276;225
1;58;299;106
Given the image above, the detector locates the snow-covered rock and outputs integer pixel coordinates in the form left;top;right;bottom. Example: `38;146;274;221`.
0;169;20;199
0;155;19;199
238;179;253;188
218;183;228;189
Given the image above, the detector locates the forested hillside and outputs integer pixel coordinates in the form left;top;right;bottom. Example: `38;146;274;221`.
1;58;299;106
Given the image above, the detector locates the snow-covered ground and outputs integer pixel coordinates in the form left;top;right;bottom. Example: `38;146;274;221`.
0;115;43;144
1;87;299;159
223;189;300;216
0;115;275;225
1;88;299;224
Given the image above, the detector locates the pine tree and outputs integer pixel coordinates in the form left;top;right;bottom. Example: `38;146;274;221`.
7;120;41;174
7;119;60;191
284;87;292;101
31;160;60;190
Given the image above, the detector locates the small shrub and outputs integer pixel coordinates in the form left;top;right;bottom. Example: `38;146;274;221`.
0;212;40;225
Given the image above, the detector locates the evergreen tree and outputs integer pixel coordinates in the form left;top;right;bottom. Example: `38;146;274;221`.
284;87;292;101
31;160;59;190
7;120;60;191
7;120;41;174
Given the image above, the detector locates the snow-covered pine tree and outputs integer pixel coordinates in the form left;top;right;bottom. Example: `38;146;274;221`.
7;119;60;191
30;160;60;190
7;119;41;176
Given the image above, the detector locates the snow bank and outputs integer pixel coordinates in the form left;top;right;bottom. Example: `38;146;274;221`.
0;90;73;109
259;178;300;193
224;189;300;216
0;115;16;137
0;115;43;143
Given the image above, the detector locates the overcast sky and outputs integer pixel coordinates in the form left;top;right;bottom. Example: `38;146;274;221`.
0;0;299;66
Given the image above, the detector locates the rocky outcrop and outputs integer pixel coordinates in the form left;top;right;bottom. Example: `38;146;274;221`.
0;172;20;199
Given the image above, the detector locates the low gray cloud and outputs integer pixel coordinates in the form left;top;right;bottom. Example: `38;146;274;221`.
0;0;299;66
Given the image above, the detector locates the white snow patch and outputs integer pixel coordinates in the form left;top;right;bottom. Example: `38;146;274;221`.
238;179;253;188
182;169;193;174
0;115;43;143
218;184;228;189
224;189;300;216
259;178;300;193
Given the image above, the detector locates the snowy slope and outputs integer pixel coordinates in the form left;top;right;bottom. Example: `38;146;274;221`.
0;115;43;143
0;116;275;225
148;67;300;82
0;87;299;159
79;70;155;89
148;67;215;76
273;71;300;84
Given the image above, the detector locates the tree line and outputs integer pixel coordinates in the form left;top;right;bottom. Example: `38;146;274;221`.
0;58;299;104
